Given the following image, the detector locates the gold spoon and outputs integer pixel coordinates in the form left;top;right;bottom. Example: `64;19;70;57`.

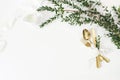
83;29;92;47
83;29;91;40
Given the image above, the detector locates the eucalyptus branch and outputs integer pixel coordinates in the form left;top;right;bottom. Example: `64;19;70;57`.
61;0;81;10
64;9;79;12
37;6;55;12
40;14;59;28
37;0;120;49
96;35;101;50
48;0;60;6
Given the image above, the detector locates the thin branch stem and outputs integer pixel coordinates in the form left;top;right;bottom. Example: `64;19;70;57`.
64;9;78;12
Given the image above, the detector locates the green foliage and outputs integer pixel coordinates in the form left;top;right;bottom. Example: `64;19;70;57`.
37;0;120;49
96;35;101;50
40;14;59;28
37;6;55;12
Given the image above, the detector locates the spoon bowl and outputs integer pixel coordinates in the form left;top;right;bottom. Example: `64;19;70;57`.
83;29;91;40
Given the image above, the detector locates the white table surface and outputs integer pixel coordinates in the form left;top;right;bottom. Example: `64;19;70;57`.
0;0;120;80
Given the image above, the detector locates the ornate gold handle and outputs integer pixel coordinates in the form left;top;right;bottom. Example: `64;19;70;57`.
96;54;110;68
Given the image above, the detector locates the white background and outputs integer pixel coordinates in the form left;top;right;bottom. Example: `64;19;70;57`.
0;0;120;80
